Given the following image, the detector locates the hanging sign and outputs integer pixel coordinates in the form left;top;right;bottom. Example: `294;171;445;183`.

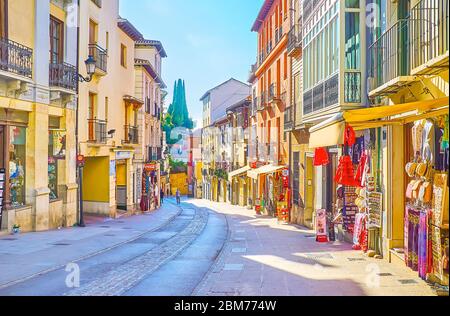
144;163;157;172
76;155;86;167
51;130;67;159
315;209;329;243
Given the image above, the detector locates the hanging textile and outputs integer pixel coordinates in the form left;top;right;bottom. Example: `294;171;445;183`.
314;147;330;166
352;136;365;164
353;213;368;252
335;156;358;186
418;209;433;280
355;150;369;188
344;124;356;147
407;208;420;272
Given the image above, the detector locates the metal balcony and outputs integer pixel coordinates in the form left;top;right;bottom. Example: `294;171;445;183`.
88;119;108;144
124;125;139;144
287;23;303;57
257;92;267;111
410;0;449;75
284;106;294;131
88;44;107;74
369;19;416;97
268;83;282;104
0;38;33;79
49;62;78;92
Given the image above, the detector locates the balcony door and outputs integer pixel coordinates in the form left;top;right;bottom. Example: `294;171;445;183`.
50;16;63;64
89;19;98;44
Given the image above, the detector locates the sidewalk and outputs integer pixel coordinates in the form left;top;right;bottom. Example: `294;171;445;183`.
190;199;437;296
0;201;181;288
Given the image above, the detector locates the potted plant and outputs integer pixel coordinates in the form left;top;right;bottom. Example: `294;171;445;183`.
12;224;21;234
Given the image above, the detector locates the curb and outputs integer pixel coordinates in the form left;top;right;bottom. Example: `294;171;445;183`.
0;201;183;291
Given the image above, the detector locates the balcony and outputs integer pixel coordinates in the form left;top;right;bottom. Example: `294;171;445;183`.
410;0;448;75
369;19;416;97
303;73;339;116
88;44;107;75
284;106;294;131
0;38;33;79
257;92;267;111
268;83;283;104
275;26;283;45
49;62;78;92
147;146;162;162
124;125;139;145
88;119;107;144
287;22;303;57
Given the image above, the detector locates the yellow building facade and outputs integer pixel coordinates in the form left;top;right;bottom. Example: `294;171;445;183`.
78;0;143;218
1;0;78;232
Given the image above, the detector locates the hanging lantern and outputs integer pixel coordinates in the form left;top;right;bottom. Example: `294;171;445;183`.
314;147;330;166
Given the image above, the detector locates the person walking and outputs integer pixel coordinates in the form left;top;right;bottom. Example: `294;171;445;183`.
160;188;164;205
176;189;181;205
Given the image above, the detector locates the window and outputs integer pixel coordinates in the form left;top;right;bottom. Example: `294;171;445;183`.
120;44;127;67
345;0;360;8
105;97;109;121
345;12;360;70
9;126;26;207
89;19;97;44
0;0;7;38
50;16;64;64
283;52;288;80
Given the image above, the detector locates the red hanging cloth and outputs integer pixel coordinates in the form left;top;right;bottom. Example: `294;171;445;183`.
344;124;356;147
335;155;358;186
314;147;330;166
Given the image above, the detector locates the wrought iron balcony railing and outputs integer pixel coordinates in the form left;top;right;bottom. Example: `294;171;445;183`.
49;62;78;92
344;72;361;103
369;19;411;93
257;92;267;111
268;83;281;102
0;38;33;79
303;73;339;115
88;119;107;144
124;125;139;144
284;106;294;131
287;23;303;55
410;0;448;75
88;43;107;74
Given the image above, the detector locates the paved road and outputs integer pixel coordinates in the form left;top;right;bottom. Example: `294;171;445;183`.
0;199;227;296
0;198;438;296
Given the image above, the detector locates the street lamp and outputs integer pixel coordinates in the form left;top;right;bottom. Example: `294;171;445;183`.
75;55;96;228
78;55;96;83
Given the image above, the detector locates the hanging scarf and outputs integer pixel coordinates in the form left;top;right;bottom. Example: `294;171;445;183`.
335;156;358;186
314;147;330;166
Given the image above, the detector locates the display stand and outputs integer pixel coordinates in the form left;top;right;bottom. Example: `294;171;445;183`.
0;168;5;230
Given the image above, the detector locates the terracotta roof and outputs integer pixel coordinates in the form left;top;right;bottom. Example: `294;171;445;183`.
135;39;168;58
118;18;143;41
251;0;275;32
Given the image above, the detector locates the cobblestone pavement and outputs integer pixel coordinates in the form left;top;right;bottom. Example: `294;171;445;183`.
66;206;209;296
190;199;437;296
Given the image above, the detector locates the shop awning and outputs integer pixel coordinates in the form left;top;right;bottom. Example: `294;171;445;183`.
247;164;285;180
228;166;251;182
309;97;449;148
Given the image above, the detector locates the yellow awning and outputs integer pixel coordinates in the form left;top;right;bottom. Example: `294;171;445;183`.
228;166;251;182
247;164;285;180
309;97;449;148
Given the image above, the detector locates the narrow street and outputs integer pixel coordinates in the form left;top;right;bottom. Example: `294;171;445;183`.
0;199;436;296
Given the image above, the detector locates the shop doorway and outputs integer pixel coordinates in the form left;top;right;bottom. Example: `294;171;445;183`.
304;154;315;227
116;161;127;211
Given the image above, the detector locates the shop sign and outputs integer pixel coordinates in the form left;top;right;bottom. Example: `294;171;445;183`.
116;151;133;160
144;163;157;172
51;130;66;159
315;209;329;243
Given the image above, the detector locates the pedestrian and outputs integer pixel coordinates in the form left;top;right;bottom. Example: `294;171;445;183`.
160;188;164;205
176;189;181;205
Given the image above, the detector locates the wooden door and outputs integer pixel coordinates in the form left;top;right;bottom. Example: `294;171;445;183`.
304;155;315;226
0;0;7;39
89;19;97;44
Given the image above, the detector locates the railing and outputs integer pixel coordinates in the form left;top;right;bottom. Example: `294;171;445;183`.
252;97;258;116
284;106;294;131
287;23;303;54
303;73;339;115
344;72;361;103
410;0;448;71
91;0;102;7
49;63;78;91
124;125;139;144
88;44;107;73
0;38;33;78
88;119;107;144
257;92;267;111
369;19;410;92
268;83;279;101
275;26;283;45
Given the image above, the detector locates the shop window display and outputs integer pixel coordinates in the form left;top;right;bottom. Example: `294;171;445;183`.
9;126;26;207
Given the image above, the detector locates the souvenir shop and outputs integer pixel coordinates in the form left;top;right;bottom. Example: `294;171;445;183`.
313;125;384;255
140;163;160;212
403;116;449;286
248;163;290;222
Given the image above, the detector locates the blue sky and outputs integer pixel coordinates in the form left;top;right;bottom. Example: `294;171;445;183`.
119;0;264;127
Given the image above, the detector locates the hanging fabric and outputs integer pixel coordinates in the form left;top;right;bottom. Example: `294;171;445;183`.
335;155;358;186
344;124;356;147
314;147;330;166
355;150;369;188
